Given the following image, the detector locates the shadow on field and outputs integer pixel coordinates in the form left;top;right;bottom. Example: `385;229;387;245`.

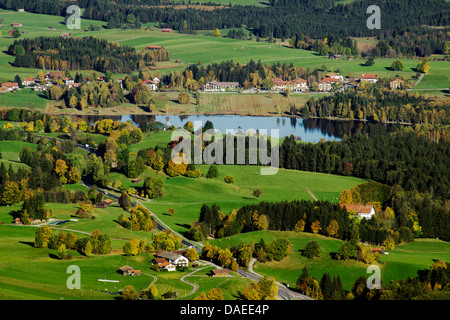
19;241;35;247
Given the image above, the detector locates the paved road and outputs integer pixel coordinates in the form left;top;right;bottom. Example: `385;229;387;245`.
240;258;312;300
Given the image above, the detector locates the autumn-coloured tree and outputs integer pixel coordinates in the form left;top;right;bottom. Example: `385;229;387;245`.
34;225;54;248
311;220;322;234
184;247;199;261
68;166;81;184
166;159;187;177
295;219;306;232
123;238;140;256
417;57;431;73
121;285;139;300
0;180;22;205
54;159;68;178
326;219;339;238
178;92;190;104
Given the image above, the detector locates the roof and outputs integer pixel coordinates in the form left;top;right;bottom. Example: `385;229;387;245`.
206;81;239;87
119;266;134;272
22;77;35;81
145;45;164;50
292;78;307;83
155;250;184;261
212;268;231;275
1;82;19;87
390;79;404;83
325;72;340;77
341;204;374;214
159;261;174;268
154;258;168;264
272;78;288;86
360;74;377;79
319;77;339;84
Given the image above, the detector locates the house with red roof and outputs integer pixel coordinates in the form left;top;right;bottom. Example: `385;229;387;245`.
360;74;378;84
341;204;375;219
318;77;340;92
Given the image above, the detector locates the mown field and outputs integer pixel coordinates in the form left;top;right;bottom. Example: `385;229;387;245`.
208;230;450;291
0;223;254;300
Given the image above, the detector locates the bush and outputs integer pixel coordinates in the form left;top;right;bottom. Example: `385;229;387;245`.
224;175;235;184
302;240;321;259
206;165;218;179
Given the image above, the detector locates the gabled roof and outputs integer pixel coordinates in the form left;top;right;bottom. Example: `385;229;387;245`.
360;74;377;79
212;268;231;275
1;82;19;87
155;250;184;261
319;77;339;84
341;204;374;214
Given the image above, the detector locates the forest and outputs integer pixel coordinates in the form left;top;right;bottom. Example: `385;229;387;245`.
1;0;449;41
300;88;450;125
7;36;169;73
279;125;450;199
368;28;450;58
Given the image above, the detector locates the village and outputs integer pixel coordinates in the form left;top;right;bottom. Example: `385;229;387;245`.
0;69;406;96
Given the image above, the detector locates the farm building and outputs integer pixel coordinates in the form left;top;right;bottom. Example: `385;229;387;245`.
153;258;176;272
95;199;114;208
154;250;189;266
324;72;344;81
210;269;231;277
203;81;240;92
340;204;375;219
360;74;378;83
390;79;404;90
11;23;23;27
142;79;158;91
119;266;141;276
161;28;173;33
0;82;19;92
318;77;339;92
145;45;165;50
21;76;35;86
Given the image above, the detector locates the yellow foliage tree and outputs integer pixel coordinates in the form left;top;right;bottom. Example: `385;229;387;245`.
311;220;322;234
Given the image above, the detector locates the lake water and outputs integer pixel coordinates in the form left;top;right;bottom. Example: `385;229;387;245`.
82;114;374;143
127;114;375;143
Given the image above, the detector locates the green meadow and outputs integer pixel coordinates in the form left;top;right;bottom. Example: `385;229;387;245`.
0;8;448;100
208;230;450;291
143;164;365;236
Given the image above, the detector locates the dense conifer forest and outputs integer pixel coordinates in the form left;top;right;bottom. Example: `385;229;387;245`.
2;0;449;41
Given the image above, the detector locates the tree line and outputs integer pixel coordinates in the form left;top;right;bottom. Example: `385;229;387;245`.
8;36;168;73
299;88;450;125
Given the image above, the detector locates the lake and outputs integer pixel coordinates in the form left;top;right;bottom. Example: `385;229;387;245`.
81;114;378;143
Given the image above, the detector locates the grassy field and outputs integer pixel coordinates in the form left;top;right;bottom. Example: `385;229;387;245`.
0;224;251;300
143;164;365;237
0;8;448;101
208;230;450;291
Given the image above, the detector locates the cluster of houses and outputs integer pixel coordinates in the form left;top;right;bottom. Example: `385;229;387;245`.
120;249;232;277
0;70;162;94
202;72;405;93
1;67;404;96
